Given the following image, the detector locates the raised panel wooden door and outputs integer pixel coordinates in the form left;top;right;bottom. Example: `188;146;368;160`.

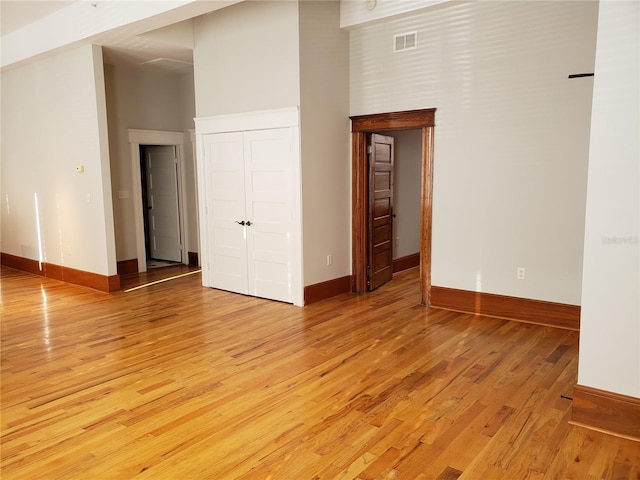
368;134;394;290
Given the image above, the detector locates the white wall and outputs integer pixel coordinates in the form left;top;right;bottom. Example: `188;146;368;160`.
578;0;640;398
1;44;116;276
350;1;598;304
299;0;351;286
389;129;422;260
178;72;199;254
340;0;450;29
193;1;301;118
104;63;196;261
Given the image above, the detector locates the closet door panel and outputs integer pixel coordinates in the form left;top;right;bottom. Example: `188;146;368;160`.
204;132;248;295
244;128;294;303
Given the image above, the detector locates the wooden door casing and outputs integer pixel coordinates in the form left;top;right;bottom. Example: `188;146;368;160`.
351;109;436;305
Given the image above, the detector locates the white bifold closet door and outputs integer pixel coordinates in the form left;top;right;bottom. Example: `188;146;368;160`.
203;127;296;303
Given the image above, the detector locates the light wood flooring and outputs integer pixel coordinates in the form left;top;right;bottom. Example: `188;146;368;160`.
1;265;638;479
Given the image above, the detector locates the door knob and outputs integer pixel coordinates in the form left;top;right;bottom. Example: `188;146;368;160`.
235;220;245;226
246;221;252;226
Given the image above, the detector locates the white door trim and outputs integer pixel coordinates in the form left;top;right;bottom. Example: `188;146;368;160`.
189;129;200;266
195;107;300;135
128;129;188;273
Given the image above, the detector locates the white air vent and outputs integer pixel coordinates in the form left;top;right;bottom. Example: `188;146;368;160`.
394;31;417;52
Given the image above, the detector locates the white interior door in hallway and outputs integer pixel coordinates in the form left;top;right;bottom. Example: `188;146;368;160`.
199;122;302;305
144;145;182;263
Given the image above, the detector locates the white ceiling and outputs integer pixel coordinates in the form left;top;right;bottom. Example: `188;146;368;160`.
0;1;74;34
100;18;196;74
0;0;197;73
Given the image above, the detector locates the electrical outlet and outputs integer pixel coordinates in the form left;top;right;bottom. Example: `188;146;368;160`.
517;267;526;280
326;255;332;266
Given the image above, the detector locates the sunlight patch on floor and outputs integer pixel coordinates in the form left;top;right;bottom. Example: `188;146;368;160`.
124;269;201;293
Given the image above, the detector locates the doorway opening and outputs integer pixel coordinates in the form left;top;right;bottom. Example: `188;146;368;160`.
140;145;183;269
128;129;190;273
350;109;436;305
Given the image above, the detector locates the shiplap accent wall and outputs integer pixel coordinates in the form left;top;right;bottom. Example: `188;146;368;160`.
340;0;450;29
350;1;598;305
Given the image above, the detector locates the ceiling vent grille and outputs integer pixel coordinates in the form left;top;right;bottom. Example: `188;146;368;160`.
394;32;417;52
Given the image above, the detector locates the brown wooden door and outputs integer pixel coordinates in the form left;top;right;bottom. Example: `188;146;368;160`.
368;133;394;290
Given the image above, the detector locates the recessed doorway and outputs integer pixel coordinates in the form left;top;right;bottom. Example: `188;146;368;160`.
350;109;436;305
128;129;190;273
139;145;183;268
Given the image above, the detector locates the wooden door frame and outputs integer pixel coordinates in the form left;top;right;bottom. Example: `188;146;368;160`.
350;109;436;306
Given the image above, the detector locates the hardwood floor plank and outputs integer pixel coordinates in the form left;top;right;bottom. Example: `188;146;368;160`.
1;265;638;479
